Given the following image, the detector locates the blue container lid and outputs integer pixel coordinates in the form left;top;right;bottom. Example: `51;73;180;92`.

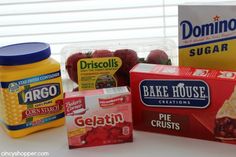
0;42;51;66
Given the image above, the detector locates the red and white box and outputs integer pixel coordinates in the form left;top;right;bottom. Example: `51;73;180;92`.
130;63;236;144
63;87;133;149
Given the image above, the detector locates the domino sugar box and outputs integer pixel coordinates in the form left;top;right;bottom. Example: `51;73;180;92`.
179;4;236;70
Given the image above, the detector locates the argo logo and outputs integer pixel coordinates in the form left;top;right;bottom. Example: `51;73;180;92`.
18;83;61;104
140;80;210;108
180;16;236;40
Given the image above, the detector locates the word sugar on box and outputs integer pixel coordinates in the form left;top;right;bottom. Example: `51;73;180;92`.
63;87;133;148
130;63;236;144
179;4;236;70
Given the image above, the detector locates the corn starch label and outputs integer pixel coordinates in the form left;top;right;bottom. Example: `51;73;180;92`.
77;57;122;90
179;5;236;70
0;71;64;130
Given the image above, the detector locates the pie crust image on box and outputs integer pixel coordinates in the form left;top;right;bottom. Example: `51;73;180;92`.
215;86;236;140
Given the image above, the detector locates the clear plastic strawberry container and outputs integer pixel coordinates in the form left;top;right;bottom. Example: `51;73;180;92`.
60;38;177;92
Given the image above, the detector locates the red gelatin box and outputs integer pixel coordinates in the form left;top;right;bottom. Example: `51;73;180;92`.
63;87;133;149
130;63;236;144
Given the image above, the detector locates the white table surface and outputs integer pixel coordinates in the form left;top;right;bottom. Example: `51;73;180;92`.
1;126;236;157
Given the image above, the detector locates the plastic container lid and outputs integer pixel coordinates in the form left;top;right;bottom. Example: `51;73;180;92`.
0;42;51;66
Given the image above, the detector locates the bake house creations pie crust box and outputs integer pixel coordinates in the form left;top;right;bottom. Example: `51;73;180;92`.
130;63;236;145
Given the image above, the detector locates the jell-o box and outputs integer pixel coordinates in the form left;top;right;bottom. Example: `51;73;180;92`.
63;87;133;148
130;63;236;145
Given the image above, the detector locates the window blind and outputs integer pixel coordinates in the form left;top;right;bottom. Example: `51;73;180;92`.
0;0;234;63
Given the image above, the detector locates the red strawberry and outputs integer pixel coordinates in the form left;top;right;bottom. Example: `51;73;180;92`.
146;49;171;65
92;49;113;58
114;73;129;87
66;52;88;83
114;49;139;75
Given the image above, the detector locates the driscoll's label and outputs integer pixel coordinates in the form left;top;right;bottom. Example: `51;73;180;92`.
79;59;119;70
77;57;122;91
140;80;210;108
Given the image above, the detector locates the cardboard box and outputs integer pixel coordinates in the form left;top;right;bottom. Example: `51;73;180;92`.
179;4;236;70
63;87;133;148
130;63;236;144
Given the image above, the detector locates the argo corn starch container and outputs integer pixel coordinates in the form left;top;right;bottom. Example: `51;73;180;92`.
0;42;64;138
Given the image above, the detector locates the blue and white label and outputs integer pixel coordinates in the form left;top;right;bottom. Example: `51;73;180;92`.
140;80;210;108
178;6;236;49
18;83;61;104
180;18;236;40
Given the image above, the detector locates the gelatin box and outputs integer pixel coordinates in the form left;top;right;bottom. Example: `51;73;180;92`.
179;4;236;70
130;63;236;144
63;87;133;148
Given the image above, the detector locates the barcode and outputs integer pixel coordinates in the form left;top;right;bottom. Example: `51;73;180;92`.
104;86;129;94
